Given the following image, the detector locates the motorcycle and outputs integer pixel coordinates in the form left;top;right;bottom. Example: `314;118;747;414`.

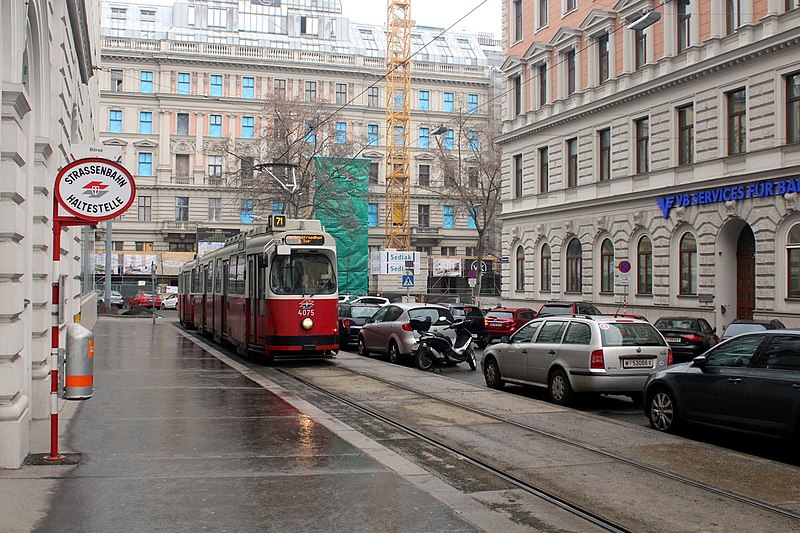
409;316;477;371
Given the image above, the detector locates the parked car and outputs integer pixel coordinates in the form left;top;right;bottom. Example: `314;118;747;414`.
720;318;786;340
484;307;536;342
338;303;380;348
349;295;390;306
442;303;489;348
644;331;800;440
482;316;672;405
654;316;718;363
129;292;162;309
96;290;123;309
160;293;178;310
536;301;602;318
357;303;455;365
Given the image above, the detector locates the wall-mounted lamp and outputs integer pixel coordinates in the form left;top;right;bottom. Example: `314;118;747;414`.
431;124;448;136
626;11;661;31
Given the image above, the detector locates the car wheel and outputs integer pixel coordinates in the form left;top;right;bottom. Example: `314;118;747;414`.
415;348;435;371
548;368;573;406
647;387;679;433
357;336;369;357
160;304;166;310
388;342;401;364
483;357;504;390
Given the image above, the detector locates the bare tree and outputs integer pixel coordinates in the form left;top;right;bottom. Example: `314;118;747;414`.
427;111;503;301
221;93;368;219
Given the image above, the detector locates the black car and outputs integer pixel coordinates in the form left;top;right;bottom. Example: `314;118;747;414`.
654;316;718;363
644;331;800;440
441;303;489;348
720;318;786;340
338;303;380;348
536;301;601;318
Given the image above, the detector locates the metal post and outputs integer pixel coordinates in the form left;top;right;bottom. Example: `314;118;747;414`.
151;261;157;325
104;220;112;310
44;201;64;462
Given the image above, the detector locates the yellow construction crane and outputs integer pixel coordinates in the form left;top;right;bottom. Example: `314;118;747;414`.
384;0;412;250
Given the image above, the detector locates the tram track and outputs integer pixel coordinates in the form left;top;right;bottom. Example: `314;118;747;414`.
271;361;800;531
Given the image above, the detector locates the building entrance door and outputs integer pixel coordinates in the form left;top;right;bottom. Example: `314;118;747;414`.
736;226;755;319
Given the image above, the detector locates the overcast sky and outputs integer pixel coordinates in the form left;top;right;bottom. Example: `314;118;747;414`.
340;0;502;38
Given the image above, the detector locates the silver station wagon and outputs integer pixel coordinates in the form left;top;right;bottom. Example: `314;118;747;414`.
482;316;672;405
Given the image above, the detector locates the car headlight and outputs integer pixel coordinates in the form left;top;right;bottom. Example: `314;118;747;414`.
301;318;314;330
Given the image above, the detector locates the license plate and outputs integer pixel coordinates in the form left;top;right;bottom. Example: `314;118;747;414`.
666;337;682;343
490;321;502;327
623;358;653;368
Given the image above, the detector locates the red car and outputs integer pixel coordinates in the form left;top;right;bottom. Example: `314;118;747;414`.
129;292;162;308
484;307;535;342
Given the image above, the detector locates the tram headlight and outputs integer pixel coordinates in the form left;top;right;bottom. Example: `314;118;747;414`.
301;317;314;330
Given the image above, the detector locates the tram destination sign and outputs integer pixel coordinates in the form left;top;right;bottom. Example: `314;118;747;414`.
55;158;136;222
284;234;325;246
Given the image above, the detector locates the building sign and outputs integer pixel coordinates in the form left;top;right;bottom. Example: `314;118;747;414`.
656;176;800;219
55;158;135;222
370;251;421;275
431;258;461;277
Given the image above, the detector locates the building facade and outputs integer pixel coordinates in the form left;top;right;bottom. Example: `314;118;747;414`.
498;0;800;329
0;0;99;468
98;0;502;298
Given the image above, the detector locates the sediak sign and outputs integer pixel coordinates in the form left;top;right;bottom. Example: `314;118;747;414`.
55;158;136;222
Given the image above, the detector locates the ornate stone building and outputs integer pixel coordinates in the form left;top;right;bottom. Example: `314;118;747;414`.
498;0;800;329
0;0;99;468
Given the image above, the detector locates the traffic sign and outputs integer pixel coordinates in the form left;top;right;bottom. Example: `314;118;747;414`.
616;272;630;286
618;260;632;273
55;158;136;222
402;274;414;288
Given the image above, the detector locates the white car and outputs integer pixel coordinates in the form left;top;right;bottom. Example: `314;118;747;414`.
160;293;178;310
349;296;390;306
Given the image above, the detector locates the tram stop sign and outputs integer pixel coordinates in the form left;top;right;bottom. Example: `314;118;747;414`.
55;158;136;222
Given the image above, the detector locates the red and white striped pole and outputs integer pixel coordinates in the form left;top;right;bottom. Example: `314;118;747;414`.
44;202;64;462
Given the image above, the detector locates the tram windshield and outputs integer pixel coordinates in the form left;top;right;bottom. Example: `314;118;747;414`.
270;252;336;296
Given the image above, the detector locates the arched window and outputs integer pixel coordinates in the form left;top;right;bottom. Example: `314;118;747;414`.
566;238;583;293
788;224;800;297
540;243;551;291
600;239;614;293
679;232;697;295
637;236;653;295
515;246;525;291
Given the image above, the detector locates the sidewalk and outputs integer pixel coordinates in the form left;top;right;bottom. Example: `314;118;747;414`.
1;318;484;533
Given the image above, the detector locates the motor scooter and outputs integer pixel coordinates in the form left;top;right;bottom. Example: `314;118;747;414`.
410;316;477;371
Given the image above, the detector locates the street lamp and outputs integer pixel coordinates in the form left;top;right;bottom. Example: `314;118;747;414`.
626;10;661;30
431;124;448;136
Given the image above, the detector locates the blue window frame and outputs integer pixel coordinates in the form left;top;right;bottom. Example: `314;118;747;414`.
139;111;153;134
335;121;347;143
367;124;379;146
137;152;152;176
210;74;222;97
242;76;254;98
393;126;405;147
468;206;478;229
240;199;254;223
419;127;429;148
444;129;454;150
468;130;479;151
140;71;153;93
241;116;254;138
443;205;454;228
209;114;222;137
109;110;122;133
444;92;454;112
419;90;430;110
468;93;478;113
305;122;316;143
177;72;190;95
368;203;378;227
272;200;284;214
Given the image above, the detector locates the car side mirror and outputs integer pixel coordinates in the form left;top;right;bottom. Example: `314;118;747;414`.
500;335;510;344
691;355;707;370
365;317;373;324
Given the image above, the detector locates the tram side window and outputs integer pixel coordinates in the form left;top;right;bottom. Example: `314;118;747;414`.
228;255;238;294
192;268;201;293
205;264;212;294
236;253;246;294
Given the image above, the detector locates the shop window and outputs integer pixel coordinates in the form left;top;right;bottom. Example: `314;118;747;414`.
541;243;551;291
600;239;614;293
638;236;653;295
515;246;525;291
679;232;698;295
788;224;800;297
566;238;583;293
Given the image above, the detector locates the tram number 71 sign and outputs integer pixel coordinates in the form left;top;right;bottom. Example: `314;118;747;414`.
55;158;136;222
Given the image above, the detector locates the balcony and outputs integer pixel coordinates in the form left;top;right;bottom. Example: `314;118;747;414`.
162;221;199;234
206;177;225;187
411;226;441;245
170;175;194;185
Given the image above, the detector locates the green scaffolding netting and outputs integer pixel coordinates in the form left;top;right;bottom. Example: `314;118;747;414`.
313;157;369;296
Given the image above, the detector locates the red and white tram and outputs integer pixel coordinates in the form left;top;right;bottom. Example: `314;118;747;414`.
178;218;338;362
